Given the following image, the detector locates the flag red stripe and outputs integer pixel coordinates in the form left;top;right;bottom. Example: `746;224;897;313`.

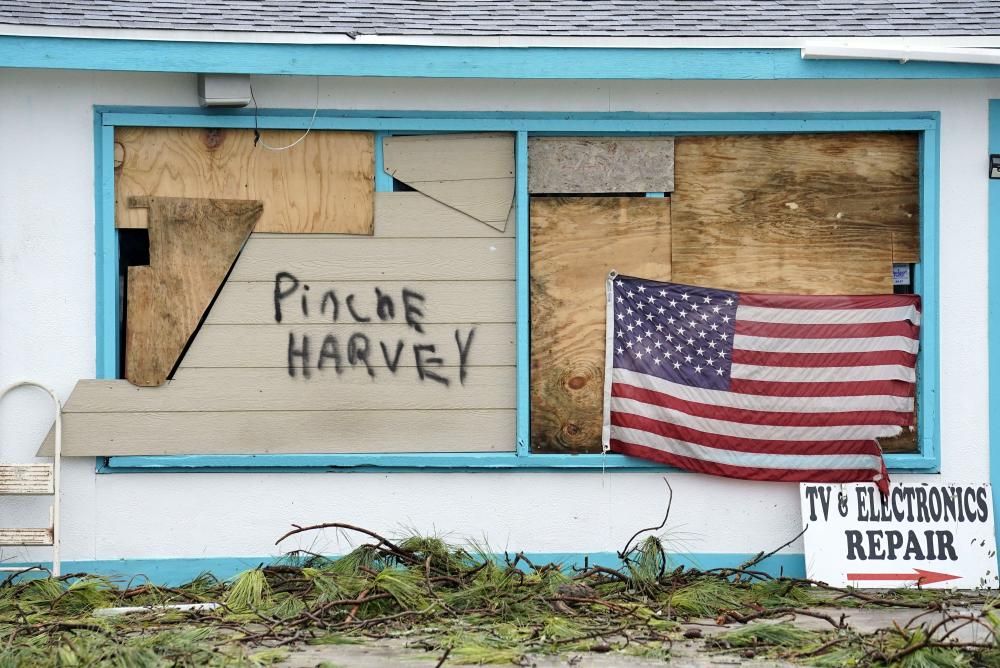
611;411;889;456
611;382;914;428
739;293;921;310
729;378;915;398
610;439;882;485
730;349;917;368
734;319;918;340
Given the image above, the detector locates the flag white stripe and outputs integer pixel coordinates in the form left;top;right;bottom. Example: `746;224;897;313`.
612;426;884;471
730;363;916;384
612;396;905;442
737;304;921;326
734;334;919;355
613;368;915;413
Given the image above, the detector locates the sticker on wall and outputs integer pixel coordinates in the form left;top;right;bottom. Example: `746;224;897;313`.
800;483;998;589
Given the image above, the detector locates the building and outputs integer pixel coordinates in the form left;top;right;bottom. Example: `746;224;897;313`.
1;0;998;583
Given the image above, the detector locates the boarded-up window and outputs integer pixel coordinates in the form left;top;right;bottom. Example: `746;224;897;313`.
529;132;920;454
46;132;518;457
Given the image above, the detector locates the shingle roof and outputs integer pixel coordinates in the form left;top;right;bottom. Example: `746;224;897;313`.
0;1;997;38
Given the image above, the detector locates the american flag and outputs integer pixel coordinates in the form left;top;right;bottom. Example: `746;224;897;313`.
601;274;921;494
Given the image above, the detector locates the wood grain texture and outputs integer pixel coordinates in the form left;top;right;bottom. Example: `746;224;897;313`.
672;219;893;294
115;127;374;234
125;197;262;386
205;281;515;325
180;323;514;368
60;368;516;413
383;133;514;230
671;133;918;294
671;133;918;452
0;464;53;494
229;237;514;281
40;409;514;456
528;137;675;193
530;197;671;453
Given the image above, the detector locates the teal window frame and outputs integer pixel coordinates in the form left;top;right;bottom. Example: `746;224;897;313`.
94;107;940;473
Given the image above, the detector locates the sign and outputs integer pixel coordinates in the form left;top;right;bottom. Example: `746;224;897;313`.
800;483;998;589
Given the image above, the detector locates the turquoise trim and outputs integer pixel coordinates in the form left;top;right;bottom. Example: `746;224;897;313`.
95;120;118;380
6;552;805;586
93;107;940;474
5;38;1000;80
373;131;393;192
98;108;939;133
515;131;530;456
990;100;1000;567
917;127;941;469
102;450;939;471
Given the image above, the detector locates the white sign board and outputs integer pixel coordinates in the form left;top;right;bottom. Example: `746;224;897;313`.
800;483;998;589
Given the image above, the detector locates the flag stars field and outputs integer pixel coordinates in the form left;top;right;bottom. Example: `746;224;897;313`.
606;275;921;492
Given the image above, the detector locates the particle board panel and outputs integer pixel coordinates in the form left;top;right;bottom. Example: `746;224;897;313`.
383;133;514;230
115;127;374;234
206;281;515;325
671;133;919;290
40;409;514;456
180;323;514;369
530;197;671;454
229;237;515;282
528;137;675;193
60;367;516;413
0;464;53;494
125;197;262;386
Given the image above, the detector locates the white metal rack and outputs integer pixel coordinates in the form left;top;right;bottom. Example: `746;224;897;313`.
0;381;61;577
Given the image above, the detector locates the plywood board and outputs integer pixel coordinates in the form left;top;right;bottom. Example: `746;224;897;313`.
125;197;262;386
180;323;514;368
115;127;374;234
528;137;675;193
383;133;514;230
206;281;515;325
60;368;516;413
671;219;894;294
40;409;514;456
671;133;918;292
229;237;514;282
530;197;671;453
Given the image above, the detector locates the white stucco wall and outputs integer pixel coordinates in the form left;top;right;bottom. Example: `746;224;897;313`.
1;69;997;567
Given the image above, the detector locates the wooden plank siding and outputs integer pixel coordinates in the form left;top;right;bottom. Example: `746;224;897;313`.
47;192;516;456
115;127;375;234
58;369;515;412
383;133;514;230
530;197;672;453
41;410;513;456
528;137;675;193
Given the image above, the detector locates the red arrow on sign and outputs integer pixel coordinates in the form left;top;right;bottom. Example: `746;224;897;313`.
846;569;960;585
